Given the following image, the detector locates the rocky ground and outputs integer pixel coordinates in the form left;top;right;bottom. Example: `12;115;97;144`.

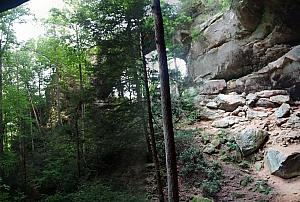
190;87;300;201
146;88;300;202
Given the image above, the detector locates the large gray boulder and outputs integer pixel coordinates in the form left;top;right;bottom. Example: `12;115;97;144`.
246;109;269;119
275;103;291;118
255;98;277;108
270;95;290;104
265;148;300;179
214;94;246;112
198;107;225;120
282;113;300;129
235;128;269;156
212;116;243;128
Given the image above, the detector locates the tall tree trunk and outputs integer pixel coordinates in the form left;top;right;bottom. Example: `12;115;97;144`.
26;86;43;136
151;1;179;201
79;62;86;166
76;26;86;167
140;32;165;202
30;112;34;152
0;50;3;155
17;63;27;189
56;67;62;126
75;116;81;178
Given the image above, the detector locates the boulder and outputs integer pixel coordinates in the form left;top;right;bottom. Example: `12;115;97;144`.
246;109;269;119
255;98;277;108
231;106;248;116
212;116;243;128
270;95;290;104
282;113;300;129
275;103;291;118
194;94;217;106
198;107;225;120
235;128;269;156
214;94;246;112
276;118;289;126
246;93;258;106
265;148;300;178
256;90;288;98
198;80;226;95
206;101;218;109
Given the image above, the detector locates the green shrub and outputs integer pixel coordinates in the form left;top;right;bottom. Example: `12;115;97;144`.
44;182;145;202
255;180;272;195
175;130;194;154
180;146;223;196
180;88;199;123
191;28;203;42
191;197;213;202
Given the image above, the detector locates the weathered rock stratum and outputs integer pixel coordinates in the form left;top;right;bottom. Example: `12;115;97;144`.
177;0;300;100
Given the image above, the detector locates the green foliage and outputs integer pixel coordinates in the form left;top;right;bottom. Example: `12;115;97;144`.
191;28;203;42
0;177;26;202
180;0;204;17
44;182;145;202
240;176;254;187
180;146;223;196
231;192;245;199
191;197;213;202
174;130;194;154
0;178;10;202
0;152;18;176
255;180;272;195
180;88;199;123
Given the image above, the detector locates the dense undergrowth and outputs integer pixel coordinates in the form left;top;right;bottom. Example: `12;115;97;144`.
43;182;146;202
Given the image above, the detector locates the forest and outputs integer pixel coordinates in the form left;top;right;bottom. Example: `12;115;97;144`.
1;0;300;201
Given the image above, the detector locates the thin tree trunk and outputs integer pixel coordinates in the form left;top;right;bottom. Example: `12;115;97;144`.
17;63;27;189
75;116;81;178
0;50;3;155
76;26;86;167
151;1;179;201
26;86;43;135
56;67;62;126
140;32;165;202
30;112;34;152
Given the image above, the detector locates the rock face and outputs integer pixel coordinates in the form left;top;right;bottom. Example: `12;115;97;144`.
179;0;300;99
235;128;269;156
265;148;300;179
214;94;245;112
232;46;300;95
198;80;226;95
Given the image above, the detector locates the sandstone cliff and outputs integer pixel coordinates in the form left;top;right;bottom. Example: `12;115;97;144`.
177;0;300;100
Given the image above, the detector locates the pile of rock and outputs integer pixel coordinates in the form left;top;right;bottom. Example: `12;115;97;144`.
191;88;300;179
